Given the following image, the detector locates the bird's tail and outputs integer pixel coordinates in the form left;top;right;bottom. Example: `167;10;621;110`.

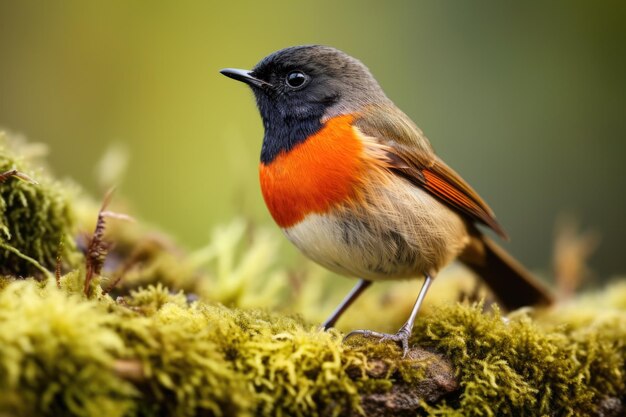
459;236;554;310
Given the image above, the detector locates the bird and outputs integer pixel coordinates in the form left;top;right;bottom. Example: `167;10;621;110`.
220;45;553;354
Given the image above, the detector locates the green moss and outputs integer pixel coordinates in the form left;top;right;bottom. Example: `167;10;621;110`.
413;301;626;416
114;285;417;417
0;277;416;417
115;286;251;417
0;280;136;417
2;273;625;416
0;133;76;277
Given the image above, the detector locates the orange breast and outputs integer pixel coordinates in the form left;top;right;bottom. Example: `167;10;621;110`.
259;114;364;228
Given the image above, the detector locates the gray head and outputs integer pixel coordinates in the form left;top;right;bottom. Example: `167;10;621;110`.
220;45;388;162
221;45;387;123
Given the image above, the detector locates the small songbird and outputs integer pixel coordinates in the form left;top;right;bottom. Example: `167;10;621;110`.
221;45;553;354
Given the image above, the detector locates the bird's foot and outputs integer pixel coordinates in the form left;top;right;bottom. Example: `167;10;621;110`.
343;324;412;357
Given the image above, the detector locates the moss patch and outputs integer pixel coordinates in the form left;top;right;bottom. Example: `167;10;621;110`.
0;278;436;417
1;276;625;417
0;280;136;417
412;299;626;416
0;133;76;277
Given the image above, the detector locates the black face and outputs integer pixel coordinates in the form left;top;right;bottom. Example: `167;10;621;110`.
250;49;346;124
221;45;382;164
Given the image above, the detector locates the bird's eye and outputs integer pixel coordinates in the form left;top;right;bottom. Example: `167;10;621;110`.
285;71;309;89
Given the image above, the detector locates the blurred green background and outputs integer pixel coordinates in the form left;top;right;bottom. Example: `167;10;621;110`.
0;1;624;278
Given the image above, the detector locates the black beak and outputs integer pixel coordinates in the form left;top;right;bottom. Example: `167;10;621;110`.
220;68;273;89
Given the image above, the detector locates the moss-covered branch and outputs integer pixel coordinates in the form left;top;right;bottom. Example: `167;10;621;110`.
2;276;626;416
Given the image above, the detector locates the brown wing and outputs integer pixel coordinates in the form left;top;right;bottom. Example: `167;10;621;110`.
420;158;508;239
355;105;508;239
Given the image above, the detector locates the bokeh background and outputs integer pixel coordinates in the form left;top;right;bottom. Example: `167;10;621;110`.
0;1;624;280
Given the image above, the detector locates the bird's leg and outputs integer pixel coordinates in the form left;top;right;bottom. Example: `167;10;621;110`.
343;275;433;356
321;279;372;330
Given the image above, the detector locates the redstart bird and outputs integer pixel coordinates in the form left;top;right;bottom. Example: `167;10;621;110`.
221;45;553;354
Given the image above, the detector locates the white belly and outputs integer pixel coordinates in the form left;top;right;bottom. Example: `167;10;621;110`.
282;179;470;280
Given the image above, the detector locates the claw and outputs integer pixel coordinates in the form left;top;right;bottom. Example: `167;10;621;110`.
340;276;433;358
343;326;412;357
343;329;378;342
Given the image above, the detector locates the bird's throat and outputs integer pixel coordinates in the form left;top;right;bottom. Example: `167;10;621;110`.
260;115;323;164
259;114;364;228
